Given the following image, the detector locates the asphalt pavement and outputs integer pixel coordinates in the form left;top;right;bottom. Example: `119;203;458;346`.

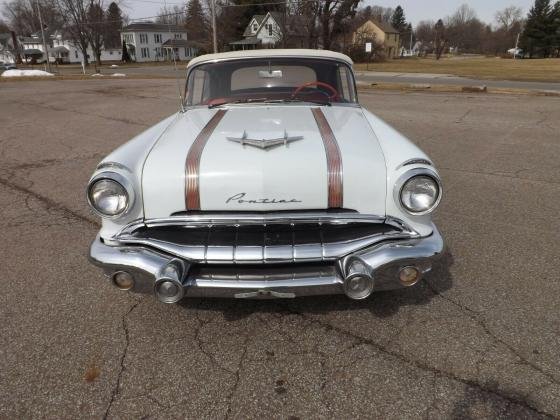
48;63;560;92
0;79;559;419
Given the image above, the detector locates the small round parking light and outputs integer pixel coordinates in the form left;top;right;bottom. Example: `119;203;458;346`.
155;280;184;304
112;271;135;290
399;266;421;287
344;274;374;300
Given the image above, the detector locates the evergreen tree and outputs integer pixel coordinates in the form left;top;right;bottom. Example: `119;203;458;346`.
552;1;560;56
520;0;555;57
185;0;208;42
121;39;131;62
391;5;407;32
105;2;123;49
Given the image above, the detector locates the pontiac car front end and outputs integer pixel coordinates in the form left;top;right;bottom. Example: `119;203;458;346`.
87;50;444;303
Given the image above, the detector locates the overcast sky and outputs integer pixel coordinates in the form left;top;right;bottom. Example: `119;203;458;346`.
113;0;534;26
363;0;533;25
0;0;535;27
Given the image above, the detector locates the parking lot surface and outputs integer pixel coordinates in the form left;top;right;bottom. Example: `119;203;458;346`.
0;79;559;419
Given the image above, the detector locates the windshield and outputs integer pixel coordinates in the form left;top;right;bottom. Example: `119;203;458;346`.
185;57;357;107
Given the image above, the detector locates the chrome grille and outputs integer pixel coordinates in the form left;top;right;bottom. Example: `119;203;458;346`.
115;213;410;264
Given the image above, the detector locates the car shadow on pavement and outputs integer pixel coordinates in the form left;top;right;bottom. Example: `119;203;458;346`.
178;251;454;321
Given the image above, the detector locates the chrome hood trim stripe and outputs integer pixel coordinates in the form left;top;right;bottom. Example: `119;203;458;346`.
185;109;228;210
312;108;343;208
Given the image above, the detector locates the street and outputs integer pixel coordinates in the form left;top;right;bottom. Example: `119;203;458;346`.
0;79;559;418
41;63;560;92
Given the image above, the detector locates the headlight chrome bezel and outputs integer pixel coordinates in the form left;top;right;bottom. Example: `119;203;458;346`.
87;171;135;219
394;168;442;216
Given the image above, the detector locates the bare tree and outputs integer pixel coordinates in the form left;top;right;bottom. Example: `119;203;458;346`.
434;19;446;59
295;0;320;48
318;0;360;50
86;0;104;64
495;6;523;30
156;5;186;25
56;0;90;65
448;3;477;26
2;0;62;35
369;5;393;23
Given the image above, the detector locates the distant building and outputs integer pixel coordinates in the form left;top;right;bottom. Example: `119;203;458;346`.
120;23;198;62
20;29;120;64
50;30;120;64
352;20;400;59
230;12;307;50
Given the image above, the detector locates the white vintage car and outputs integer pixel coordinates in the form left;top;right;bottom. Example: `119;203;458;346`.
88;49;443;303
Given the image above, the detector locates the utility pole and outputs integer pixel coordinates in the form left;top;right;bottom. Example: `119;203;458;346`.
514;32;520;60
409;27;413;54
211;0;217;53
36;0;51;72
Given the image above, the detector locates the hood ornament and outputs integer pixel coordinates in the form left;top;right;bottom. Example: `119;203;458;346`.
227;130;303;150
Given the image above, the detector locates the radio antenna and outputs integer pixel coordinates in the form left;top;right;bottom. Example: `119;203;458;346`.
165;0;186;112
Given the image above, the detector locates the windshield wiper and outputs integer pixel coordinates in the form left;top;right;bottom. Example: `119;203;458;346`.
208;98;270;109
280;98;332;107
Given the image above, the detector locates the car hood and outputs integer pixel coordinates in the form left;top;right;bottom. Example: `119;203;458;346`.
142;106;387;218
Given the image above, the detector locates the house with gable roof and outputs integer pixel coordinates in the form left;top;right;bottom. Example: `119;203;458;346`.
230;12;307;50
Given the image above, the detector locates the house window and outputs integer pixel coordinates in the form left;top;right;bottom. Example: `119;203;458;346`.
174;33;182;39
141;47;150;58
75;51;78;59
268;24;273;36
253;24;257;32
123;34;134;43
139;33;148;44
154;33;162;43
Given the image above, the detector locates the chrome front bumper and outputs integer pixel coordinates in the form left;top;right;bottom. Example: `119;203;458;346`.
88;224;444;301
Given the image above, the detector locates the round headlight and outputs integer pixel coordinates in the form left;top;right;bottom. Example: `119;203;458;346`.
400;175;440;214
88;179;128;216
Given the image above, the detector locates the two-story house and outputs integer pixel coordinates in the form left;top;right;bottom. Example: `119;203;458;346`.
20;29;120;64
230;12;306;50
352;20;400;59
121;23;197;62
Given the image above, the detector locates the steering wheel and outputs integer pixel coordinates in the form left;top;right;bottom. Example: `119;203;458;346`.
291;81;339;101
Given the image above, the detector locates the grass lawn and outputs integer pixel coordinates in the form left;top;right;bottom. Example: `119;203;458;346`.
354;57;560;82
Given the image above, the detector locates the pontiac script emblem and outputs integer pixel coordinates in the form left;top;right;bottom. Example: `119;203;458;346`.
227;130;303;150
226;193;302;205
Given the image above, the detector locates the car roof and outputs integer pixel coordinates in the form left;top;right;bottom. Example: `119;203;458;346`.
187;49;353;68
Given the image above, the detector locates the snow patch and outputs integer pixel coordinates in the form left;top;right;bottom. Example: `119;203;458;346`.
1;69;54;78
110;64;119;68
111;73;126;77
91;73;105;77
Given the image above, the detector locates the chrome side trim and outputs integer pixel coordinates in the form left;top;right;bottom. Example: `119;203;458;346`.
95;162;133;173
311;108;343;208
396;158;433;170
185;109;228;210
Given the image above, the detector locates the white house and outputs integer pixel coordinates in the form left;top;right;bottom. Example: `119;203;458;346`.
50;30;120;64
230;12;307;50
121;23;197;62
20;30;120;64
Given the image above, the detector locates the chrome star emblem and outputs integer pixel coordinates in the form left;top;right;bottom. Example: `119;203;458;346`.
227;130;303;150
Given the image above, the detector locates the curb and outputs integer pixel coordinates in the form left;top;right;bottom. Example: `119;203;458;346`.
358;82;560;97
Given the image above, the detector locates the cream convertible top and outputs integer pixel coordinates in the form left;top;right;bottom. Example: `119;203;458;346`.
187;49;354;68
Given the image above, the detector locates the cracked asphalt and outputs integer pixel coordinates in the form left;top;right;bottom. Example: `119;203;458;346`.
0;79;559;419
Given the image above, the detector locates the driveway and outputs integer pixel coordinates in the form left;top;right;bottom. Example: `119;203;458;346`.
0;79;559;418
